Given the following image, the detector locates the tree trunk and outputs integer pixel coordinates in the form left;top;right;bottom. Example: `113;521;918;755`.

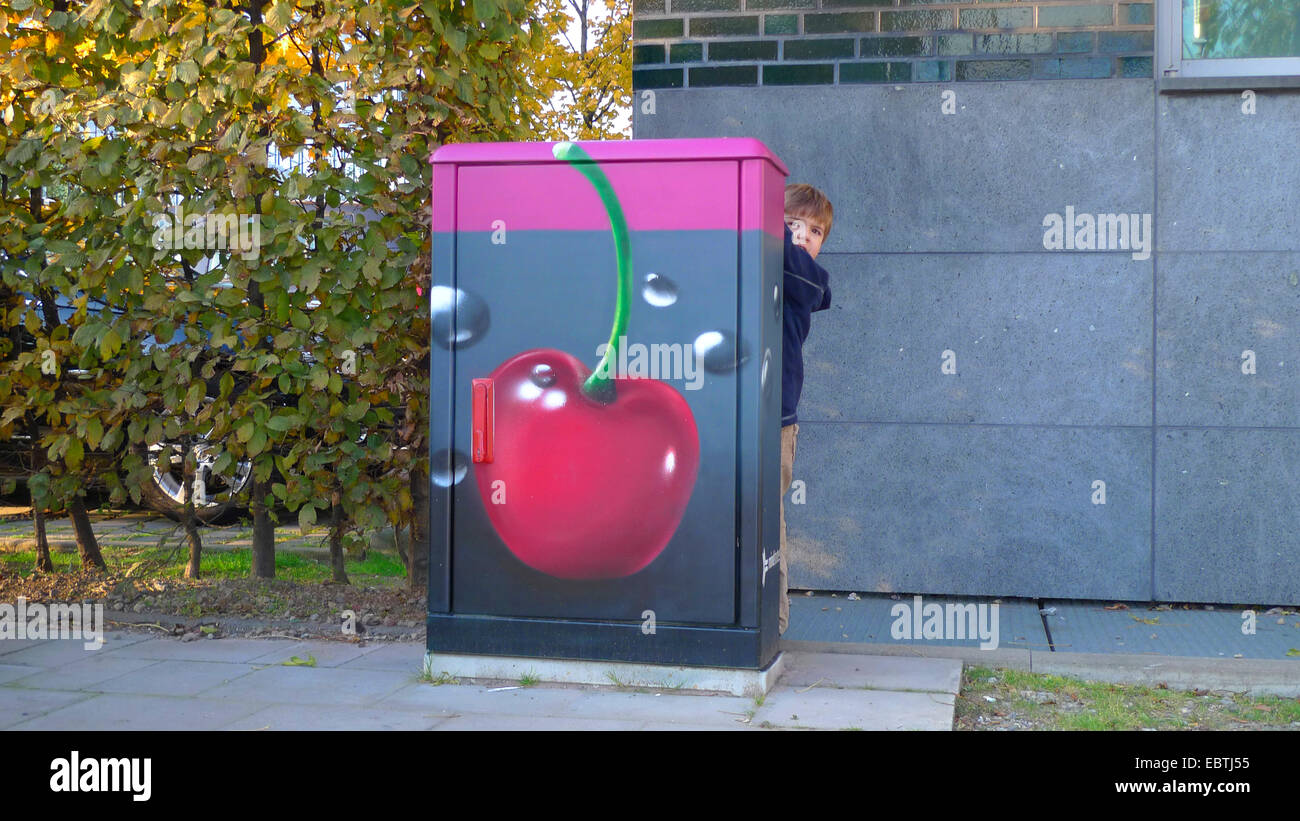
29;419;54;573
408;466;429;593
329;489;349;584
182;450;203;579
394;523;408;568
250;478;275;578
32;504;54;573
245;0;275;580
66;495;107;571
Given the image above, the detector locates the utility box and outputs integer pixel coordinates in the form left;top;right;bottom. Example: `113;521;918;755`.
428;139;787;669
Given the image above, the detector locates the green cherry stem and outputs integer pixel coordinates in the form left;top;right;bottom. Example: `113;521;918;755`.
553;141;631;404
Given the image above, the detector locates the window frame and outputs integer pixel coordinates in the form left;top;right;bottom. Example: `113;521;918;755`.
1157;0;1300;79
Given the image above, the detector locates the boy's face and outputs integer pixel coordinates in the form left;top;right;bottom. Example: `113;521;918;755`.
785;215;826;260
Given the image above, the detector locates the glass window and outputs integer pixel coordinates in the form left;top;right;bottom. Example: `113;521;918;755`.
1161;0;1300;78
1183;0;1300;59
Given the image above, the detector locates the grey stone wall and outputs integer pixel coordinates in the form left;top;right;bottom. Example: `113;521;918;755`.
634;79;1300;605
632;1;1155;89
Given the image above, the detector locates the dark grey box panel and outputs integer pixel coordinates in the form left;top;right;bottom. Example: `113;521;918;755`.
1156;252;1300;427
799;251;1152;426
1155;429;1300;604
1157;91;1300;253
784;422;1153;600
633;81;1154;253
449;231;739;624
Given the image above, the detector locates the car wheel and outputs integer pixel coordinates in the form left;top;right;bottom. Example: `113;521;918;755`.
139;438;253;524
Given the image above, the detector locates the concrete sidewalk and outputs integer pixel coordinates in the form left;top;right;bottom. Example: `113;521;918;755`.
3;511;1295;725
0;632;961;731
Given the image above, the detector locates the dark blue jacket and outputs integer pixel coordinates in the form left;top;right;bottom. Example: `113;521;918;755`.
782;224;831;426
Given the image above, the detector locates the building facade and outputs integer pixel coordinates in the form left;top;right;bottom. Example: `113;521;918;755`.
632;1;1300;604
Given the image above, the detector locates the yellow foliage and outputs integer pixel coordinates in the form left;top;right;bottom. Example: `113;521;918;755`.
519;0;631;140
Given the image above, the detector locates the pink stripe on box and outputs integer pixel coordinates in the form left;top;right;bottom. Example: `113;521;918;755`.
454;161;740;234
431;138;788;173
432;140;787;238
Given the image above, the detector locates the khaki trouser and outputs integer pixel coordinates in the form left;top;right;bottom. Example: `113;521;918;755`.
779;423;799;635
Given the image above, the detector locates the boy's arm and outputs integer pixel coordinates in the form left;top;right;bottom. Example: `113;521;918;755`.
816;276;831;312
783;224;830;309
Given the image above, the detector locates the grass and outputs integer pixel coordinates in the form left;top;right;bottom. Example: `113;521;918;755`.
604;670;629;689
738;692;768;724
420;656;458;686
0;543;405;585
957;665;1300;730
519;671;540;687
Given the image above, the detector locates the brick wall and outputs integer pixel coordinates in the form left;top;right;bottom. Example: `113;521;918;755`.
632;1;1155;88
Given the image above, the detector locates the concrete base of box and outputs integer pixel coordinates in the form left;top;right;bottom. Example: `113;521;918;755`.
423;651;786;698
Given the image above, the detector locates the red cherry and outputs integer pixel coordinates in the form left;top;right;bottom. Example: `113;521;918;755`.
474;348;700;580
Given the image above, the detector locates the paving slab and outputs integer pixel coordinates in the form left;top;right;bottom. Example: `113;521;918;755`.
558;690;756;726
0;639;48;657
780;651;962;694
0;689;94;729
787;593;1048;651
7;654;161;691
97;630;156;648
6;693;267;731
784;639;1034;672
0;639;118;668
431;714;649;731
93;660;259;696
1043;601;1300;659
222;704;447;731
108;637;300;663
375;682;587;717
639;721;751;731
198;664;415;706
0;633;149;659
246;640;377;668
752;685;955;731
338;642;424;672
0;663;40;684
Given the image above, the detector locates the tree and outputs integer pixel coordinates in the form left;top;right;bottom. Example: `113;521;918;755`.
0;1;127;573
521;0;631;140
2;0;554;589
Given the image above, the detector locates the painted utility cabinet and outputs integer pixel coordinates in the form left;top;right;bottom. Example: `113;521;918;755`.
428;139;788;668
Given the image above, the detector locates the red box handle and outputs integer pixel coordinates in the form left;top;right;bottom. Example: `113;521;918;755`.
471;378;494;463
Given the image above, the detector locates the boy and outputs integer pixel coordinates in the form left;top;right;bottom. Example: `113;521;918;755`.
779;183;833;635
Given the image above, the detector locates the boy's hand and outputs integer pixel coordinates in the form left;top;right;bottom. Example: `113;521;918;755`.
785;216;825;261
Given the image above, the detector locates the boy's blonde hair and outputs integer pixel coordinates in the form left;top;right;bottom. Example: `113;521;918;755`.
784;183;834;241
